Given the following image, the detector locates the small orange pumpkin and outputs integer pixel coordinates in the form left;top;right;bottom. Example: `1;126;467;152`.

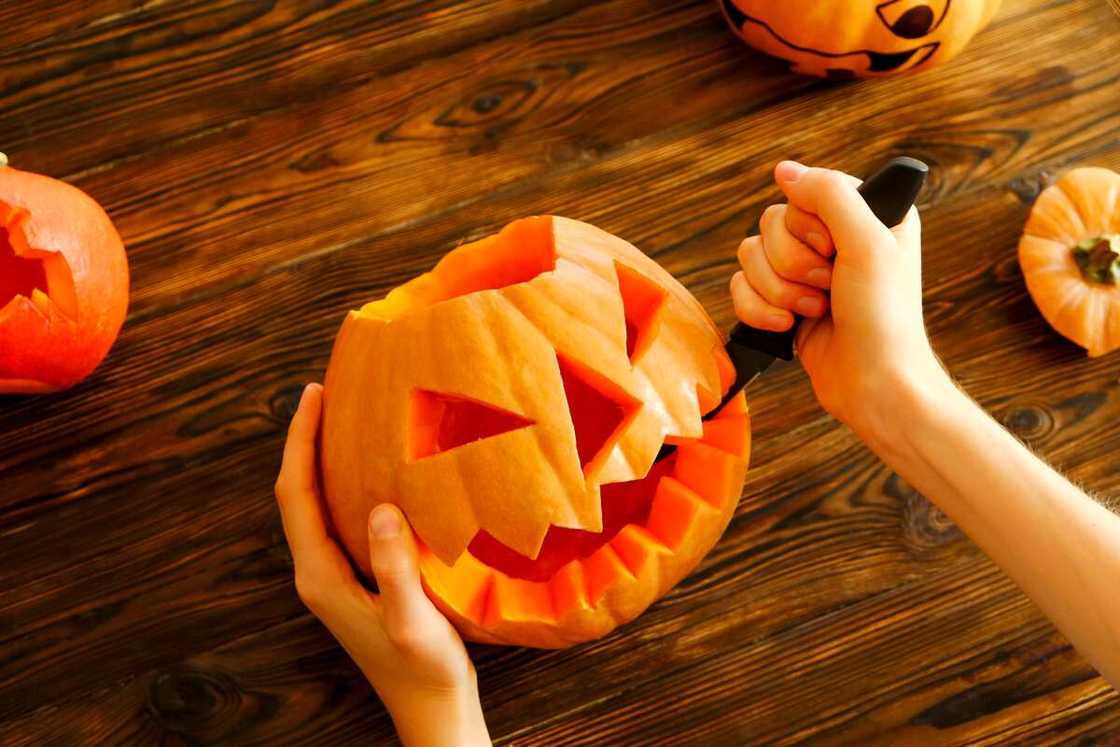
720;0;1002;77
322;216;750;648
0;153;129;393
1019;167;1120;357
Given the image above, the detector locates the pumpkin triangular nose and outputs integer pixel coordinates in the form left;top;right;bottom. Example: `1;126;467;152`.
555;354;641;478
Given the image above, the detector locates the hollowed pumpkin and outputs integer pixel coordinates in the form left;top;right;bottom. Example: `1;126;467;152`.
322;216;750;648
0;153;129;393
1019;167;1120;357
719;0;1001;78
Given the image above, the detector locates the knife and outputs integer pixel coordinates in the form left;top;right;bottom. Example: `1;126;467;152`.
656;156;929;462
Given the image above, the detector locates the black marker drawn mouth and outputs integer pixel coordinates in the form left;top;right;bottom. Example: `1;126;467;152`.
721;0;940;73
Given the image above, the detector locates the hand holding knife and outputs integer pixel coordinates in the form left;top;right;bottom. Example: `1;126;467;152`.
657;156;928;462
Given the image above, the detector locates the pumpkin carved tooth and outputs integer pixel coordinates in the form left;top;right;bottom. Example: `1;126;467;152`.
323;217;750;647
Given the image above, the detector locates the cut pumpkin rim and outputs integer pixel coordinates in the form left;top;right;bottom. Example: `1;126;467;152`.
358;216;557;322
418;393;749;628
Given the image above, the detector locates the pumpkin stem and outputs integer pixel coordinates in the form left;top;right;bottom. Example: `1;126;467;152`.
1072;235;1120;285
0;152;7;168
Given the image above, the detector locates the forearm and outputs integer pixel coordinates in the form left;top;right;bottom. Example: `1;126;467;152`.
864;371;1120;689
382;682;491;747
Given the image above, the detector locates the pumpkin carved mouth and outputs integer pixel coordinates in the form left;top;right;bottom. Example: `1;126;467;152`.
0;203;78;320
322;216;750;647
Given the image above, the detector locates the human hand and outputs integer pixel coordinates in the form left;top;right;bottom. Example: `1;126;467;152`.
275;383;491;747
730;161;947;440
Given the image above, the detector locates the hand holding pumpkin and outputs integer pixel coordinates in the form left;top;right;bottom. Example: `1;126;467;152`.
275;384;491;747
731;161;945;440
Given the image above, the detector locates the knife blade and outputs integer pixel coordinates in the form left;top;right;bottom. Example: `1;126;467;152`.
656;156;929;462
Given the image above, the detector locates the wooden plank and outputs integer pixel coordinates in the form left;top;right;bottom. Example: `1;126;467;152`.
2;0;1119;743
0;0;624;179
49;0;1116;324
62;0;803;318
3;168;1120;732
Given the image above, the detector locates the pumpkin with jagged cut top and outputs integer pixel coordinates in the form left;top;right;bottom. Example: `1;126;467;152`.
321;216;750;648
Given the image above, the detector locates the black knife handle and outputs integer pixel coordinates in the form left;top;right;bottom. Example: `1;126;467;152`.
728;156;929;361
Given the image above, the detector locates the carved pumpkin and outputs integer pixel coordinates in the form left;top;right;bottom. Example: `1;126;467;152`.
322;216;750;648
0;153;129;393
720;0;1002;77
1019;167;1120;357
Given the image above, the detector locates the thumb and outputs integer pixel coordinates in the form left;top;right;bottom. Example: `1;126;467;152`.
774;161;894;266
368;504;433;628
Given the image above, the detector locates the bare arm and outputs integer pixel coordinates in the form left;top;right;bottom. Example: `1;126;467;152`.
873;370;1120;688
733;160;1120;690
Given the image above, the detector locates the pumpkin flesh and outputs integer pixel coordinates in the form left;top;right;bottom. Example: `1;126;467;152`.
322;216;749;647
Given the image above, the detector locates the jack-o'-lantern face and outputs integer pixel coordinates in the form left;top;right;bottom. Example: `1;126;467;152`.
0;158;129;393
721;0;1002;77
321;216;751;648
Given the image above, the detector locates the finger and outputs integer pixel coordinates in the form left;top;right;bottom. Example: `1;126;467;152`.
784;204;834;258
760;204;833;289
730;270;793;331
795;314;833;374
774;161;894;264
739;235;828;317
368;504;436;634
891;204;922;250
275;383;331;560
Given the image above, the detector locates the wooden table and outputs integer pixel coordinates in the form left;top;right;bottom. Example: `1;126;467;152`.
3;1;1119;744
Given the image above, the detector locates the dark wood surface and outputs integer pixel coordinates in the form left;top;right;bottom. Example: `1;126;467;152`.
2;1;1119;744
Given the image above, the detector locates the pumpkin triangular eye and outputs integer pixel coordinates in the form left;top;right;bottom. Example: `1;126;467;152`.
0;207;79;319
556;353;641;477
0;225;48;309
408;389;534;461
615;262;667;362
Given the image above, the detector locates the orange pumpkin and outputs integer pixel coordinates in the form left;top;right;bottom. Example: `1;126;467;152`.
0;153;129;393
1019;167;1120;357
720;0;1002;77
322;216;750;648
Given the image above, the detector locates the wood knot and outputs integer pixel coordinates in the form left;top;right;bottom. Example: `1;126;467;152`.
270;383;306;425
886;473;962;554
1009;169;1057;204
147;668;242;739
1002;403;1054;441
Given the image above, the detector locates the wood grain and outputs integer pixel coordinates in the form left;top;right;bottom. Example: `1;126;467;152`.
1;0;1119;744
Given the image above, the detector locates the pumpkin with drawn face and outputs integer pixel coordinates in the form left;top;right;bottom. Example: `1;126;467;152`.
322;216;750;648
720;0;1002;77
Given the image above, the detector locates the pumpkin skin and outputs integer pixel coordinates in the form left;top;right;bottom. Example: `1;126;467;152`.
1019;167;1120;357
0;155;129;393
720;0;1002;77
322;216;750;648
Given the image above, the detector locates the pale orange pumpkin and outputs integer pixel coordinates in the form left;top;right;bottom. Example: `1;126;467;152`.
1019;167;1120;357
321;216;750;648
720;0;1002;77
